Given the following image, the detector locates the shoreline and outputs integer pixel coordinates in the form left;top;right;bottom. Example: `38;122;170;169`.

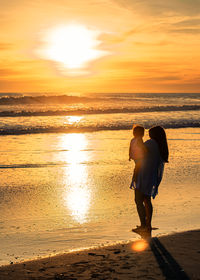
0;229;199;280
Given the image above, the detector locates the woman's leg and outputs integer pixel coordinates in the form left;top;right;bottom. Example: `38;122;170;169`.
134;189;146;227
143;196;153;230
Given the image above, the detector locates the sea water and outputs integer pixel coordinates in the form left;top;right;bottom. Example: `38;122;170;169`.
0;93;199;265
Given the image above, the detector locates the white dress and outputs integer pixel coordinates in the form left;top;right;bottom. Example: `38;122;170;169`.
135;139;164;198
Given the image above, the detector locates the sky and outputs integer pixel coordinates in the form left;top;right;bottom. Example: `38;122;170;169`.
0;0;200;94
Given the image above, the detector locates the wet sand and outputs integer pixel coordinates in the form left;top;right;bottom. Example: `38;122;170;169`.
0;229;199;280
0;128;200;265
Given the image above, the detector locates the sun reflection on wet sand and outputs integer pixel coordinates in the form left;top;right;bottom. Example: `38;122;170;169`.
61;133;91;223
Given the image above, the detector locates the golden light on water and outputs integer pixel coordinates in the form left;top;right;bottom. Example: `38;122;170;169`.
37;24;108;74
61;133;91;223
131;240;149;252
63;133;87;164
66;179;90;224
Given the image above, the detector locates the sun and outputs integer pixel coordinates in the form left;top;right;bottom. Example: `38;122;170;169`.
37;24;107;74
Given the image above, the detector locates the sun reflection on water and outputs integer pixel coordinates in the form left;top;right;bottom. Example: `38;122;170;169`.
66;116;83;125
61;133;91;224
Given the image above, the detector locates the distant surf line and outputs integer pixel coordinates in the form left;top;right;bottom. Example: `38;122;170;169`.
0;122;200;136
0;105;200;117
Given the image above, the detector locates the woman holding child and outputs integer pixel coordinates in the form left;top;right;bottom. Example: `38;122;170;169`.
129;125;169;234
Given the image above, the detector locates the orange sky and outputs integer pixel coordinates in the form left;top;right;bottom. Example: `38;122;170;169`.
0;0;200;93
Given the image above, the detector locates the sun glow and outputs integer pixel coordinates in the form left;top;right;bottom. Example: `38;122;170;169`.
131;240;149;252
38;24;107;74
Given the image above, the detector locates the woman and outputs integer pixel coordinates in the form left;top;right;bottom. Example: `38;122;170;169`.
132;126;169;234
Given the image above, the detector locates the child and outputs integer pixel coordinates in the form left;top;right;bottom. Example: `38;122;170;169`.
129;125;146;189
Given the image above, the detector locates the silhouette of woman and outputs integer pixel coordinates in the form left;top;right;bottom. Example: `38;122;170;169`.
132;126;169;235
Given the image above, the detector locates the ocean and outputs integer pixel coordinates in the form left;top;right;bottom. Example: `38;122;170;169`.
0;92;200;265
0;92;200;134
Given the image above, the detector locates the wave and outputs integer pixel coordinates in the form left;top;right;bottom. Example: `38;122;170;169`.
1;93;200;105
0;163;60;169
0;105;200;117
0;121;199;135
0;95;102;105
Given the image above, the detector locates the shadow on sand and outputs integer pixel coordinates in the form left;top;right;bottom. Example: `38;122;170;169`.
133;229;190;280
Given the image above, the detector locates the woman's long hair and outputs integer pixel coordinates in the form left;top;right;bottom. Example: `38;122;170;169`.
149;126;169;162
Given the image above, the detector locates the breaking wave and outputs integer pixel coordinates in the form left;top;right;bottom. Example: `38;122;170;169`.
0;105;200;117
0;121;199;135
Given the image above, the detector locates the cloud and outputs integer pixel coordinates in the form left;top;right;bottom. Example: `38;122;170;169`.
97;32;124;45
103;60;188;84
114;0;200;16
106;60;177;72
0;68;20;77
144;75;182;81
0;43;13;50
104;2;200;40
133;40;170;46
169;28;200;34
174;18;200;27
168;17;200;34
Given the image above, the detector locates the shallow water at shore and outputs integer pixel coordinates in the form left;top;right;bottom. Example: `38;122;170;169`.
0;128;199;265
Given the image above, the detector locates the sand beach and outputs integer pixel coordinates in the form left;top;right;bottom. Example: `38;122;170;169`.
0;229;199;279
